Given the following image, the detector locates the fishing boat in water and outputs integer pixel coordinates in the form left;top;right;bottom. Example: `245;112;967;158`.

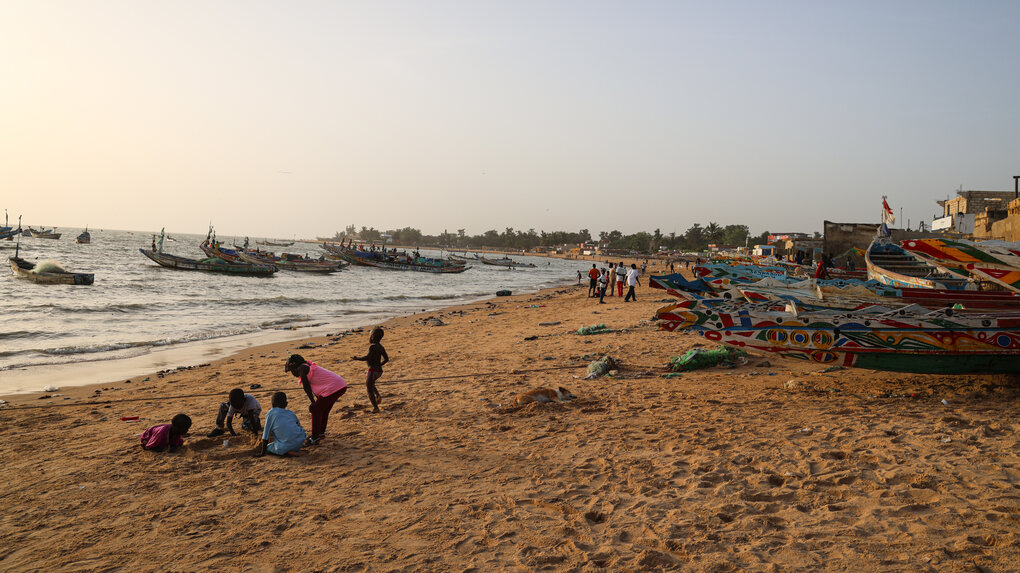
139;248;277;276
24;227;61;239
478;256;537;268
75;227;91;244
200;240;247;263
256;239;293;247
0;227;20;241
237;250;347;273
9;244;94;285
322;243;469;273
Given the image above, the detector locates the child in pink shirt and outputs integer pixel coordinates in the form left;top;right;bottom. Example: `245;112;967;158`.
285;354;347;445
140;414;192;452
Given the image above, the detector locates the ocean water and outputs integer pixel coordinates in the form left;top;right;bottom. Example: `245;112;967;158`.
0;229;578;392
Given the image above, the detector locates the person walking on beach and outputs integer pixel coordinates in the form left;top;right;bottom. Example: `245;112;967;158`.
587;264;600;297
351;326;389;413
607;263;617;297
285;354;347;445
616;261;625;297
625;263;641;302
577;270;582;284
598;268;608;304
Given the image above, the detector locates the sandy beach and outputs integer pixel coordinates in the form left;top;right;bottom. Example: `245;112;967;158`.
1;271;1018;571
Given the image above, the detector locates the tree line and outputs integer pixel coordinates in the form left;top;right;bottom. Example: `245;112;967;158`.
334;223;769;254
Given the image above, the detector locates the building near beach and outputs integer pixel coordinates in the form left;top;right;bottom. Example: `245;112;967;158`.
933;189;1017;234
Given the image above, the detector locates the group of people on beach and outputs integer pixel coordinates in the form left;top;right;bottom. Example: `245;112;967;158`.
584;262;641;303
139;327;389;457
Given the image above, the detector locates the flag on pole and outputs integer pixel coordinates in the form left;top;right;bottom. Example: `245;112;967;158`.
881;197;896;225
157;227;165;252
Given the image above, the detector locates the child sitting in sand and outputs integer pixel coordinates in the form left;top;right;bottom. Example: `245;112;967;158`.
207;388;262;438
255;392;307;457
351;326;389;413
140;414;191;452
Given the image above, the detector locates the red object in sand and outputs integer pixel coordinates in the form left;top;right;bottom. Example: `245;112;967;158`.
120;416;139;421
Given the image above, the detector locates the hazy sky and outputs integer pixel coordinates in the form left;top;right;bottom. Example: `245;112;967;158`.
3;1;1019;239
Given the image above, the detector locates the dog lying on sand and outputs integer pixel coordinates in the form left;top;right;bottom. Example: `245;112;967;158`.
513;387;576;407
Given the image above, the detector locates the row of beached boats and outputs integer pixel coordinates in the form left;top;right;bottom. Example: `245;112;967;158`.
653;231;1020;374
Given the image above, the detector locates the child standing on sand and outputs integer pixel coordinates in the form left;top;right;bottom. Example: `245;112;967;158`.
351;326;389;413
255;392;306;457
140;414;191;452
285;354;347;445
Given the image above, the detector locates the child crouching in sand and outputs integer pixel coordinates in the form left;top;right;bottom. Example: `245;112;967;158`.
255;392;306;457
140;414;191;452
207;388;262;438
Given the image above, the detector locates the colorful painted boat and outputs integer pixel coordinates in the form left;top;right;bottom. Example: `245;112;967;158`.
655;300;1020;374
900;238;1020;295
9;256;94;285
865;237;973;290
139;248;277;276
199;240;252;263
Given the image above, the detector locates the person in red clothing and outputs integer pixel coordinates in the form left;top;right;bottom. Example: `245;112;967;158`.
587;264;600;297
813;259;829;280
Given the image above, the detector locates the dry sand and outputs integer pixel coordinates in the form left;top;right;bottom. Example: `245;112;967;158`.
1;271;1018;571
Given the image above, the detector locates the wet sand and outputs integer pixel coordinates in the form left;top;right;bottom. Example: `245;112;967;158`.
1;271;1018;571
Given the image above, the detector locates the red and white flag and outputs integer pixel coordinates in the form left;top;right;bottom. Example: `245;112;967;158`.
882;197;896;225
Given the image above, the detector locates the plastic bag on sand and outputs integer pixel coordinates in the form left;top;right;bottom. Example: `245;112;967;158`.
584;355;619;379
668;346;747;372
577;324;612;335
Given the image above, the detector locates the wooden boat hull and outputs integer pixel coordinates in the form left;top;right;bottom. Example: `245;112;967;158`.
356;257;470;273
199;242;246;263
236;251;344;272
139;248;277;276
322;244;468;273
866;238;972;290
655;301;1020;374
9;257;94;285
900;238;1020;295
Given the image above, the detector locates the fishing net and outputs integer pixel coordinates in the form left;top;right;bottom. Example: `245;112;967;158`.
576;323;612;335
32;260;68;273
584;355;619;379
668;345;748;372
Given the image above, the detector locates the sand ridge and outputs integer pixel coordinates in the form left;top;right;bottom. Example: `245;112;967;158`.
1;274;1018;571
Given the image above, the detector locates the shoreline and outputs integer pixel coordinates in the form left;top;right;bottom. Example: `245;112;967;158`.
0;254;664;400
0;276;579;402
